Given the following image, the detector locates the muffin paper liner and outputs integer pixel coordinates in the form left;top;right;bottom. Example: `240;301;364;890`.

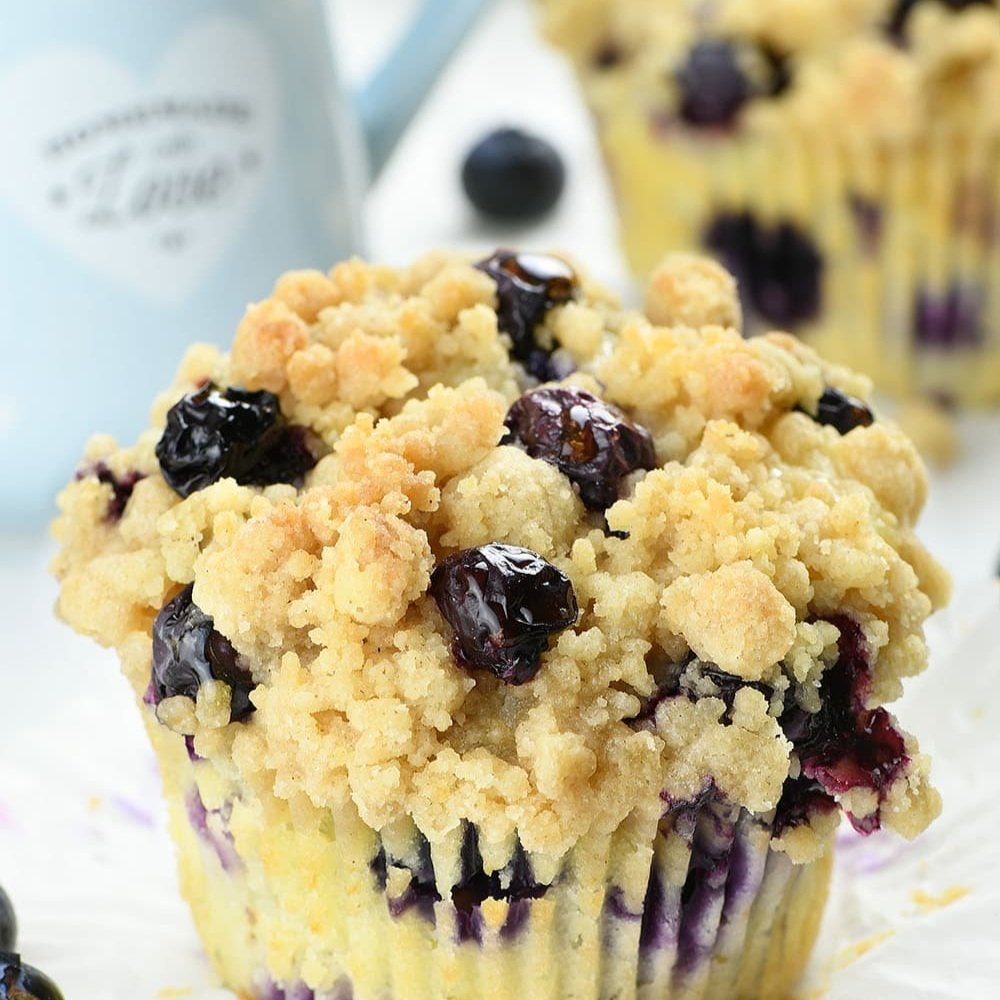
1;582;997;998
601;114;1000;403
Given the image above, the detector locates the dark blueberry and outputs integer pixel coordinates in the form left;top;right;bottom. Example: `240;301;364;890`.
76;462;145;522
476;250;578;381
887;0;995;41
592;39;627;70
772;774;837;837
151;584;256;722
914;285;983;348
462;128;565;223
809;387;875;435
0;890;14;952
0;954;64;1000
676;40;752;127
704;212;823;328
848;194;883;255
502;387;656;510
431;543;578;684
156;384;316;499
780;616;910;834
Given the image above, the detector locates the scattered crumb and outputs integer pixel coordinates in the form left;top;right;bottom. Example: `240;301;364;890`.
911;884;971;913
835;928;896;968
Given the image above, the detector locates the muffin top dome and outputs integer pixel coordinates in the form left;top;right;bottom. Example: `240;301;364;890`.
53;249;947;863
542;0;1000;139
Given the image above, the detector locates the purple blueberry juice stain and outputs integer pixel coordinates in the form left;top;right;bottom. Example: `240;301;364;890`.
75;462;145;522
605;886;643;922
771;775;837;838
110;794;155;829
780;615;910;834
914;285;984;349
185;787;240;872
675;799;740;974
184;734;202;761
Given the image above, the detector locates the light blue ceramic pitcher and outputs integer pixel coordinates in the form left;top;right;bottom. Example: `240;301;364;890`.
0;0;490;524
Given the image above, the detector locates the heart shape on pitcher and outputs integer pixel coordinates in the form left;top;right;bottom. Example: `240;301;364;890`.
0;16;278;303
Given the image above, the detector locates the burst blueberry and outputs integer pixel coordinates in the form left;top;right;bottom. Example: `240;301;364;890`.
152;584;256;722
502;387;656;510
0;954;64;1000
0;889;14;952
476;250;578;381
431;543;578;684
811;387;875;435
462;128;565;222
780;616;909;834
156;384;316;498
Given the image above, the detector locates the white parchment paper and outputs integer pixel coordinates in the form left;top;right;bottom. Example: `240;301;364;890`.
1;583;997;1000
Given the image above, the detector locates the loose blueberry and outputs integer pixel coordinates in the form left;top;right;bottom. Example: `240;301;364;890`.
780;616;909;834
887;0;995;40
156;384;316;499
676;40;751;127
76;462;145;522
914;285;983;348
0;954;64;1000
476;250;578;381
462;128;565;222
809;387;875;435
502;387;656;510
431;543;578;684
152;584;256;722
704;212;823;328
0;889;14;952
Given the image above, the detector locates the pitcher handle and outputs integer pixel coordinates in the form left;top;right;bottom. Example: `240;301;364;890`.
354;0;493;179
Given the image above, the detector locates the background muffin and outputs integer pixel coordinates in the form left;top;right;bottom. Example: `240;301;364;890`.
541;0;1000;405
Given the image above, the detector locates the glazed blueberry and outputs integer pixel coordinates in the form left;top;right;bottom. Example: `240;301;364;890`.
76;462;145;522
781;616;910;833
887;0;995;40
704;212;823;328
676;40;751;127
156;384;316;499
502;387;656;510
152;584;256;722
476;250;578;380
0;889;14;952
431;543;578;684
0;954;64;1000
811;387;875;435
462;128;565;222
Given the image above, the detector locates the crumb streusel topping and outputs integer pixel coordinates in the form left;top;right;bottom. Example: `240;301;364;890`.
53;250;948;864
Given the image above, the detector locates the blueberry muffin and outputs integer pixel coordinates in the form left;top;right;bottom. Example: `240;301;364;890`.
52;250;948;999
541;0;1000;404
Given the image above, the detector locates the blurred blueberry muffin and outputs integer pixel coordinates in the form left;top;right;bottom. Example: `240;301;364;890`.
53;249;947;999
542;0;1000;404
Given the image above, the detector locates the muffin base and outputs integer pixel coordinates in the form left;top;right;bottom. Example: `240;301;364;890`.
151;718;834;1000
